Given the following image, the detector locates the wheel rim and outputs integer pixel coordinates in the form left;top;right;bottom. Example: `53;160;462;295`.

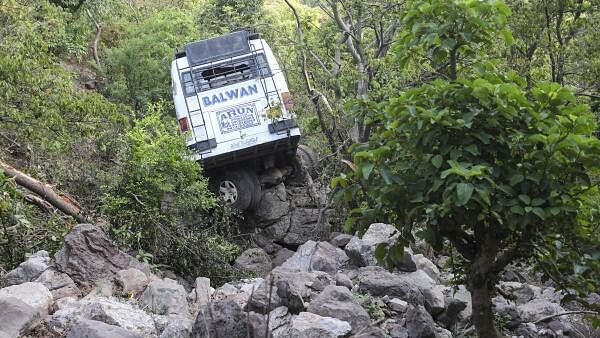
219;180;238;204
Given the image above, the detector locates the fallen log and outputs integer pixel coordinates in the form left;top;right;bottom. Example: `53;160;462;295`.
0;160;88;223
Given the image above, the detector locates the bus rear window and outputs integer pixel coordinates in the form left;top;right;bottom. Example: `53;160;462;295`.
190;54;270;92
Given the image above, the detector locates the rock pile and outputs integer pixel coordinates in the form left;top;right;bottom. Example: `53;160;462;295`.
0;223;593;338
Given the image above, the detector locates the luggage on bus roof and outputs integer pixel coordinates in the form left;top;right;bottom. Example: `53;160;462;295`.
185;31;251;66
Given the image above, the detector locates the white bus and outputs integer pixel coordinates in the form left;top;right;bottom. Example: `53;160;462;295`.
171;31;313;210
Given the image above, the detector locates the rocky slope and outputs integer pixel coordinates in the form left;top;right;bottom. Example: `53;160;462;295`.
1;221;597;338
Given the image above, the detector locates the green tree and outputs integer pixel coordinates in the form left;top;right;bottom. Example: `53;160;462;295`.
196;0;264;35
334;0;600;336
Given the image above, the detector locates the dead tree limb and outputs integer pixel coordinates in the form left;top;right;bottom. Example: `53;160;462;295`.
0;160;88;223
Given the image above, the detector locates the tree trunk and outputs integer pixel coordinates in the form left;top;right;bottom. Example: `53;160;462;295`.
469;282;502;338
0;160;88;223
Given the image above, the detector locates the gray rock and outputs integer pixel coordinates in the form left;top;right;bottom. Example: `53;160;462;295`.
413;254;440;281
436;297;468;329
280;241;349;274
260;167;284;186
335;273;353;290
388;298;408;313
499;281;540;305
67;319;142;338
159;316;192;338
330;234;353;248
307;285;370;333
142;278;189;316
283;208;321;245
255;183;290;223
517;298;566;323
276;279;306;313
357;266;424;305
259;217;291;242
0;297;40;337
492;296;521;329
271;248;295;268
423;285;446;315
54;224;149;287
211;278;263;309
269;306;293;338
382;320;408;338
80;296;157;337
0;282;53;317
290;312;352;338
234;248;272;276
115;268;149;295
450;285;472;319
247;267;335;313
35;268;82;300
191;296;248;338
3;251;50;286
188;277;212;307
345;225;418;272
48;305;81;335
406;305;437;338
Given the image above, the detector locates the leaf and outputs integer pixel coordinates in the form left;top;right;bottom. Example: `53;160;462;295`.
362;163;375;180
518;194;531;205
431;155;443;168
531;198;545;207
456;183;474;206
532;207;546;219
510;174;524;186
374;243;389;264
511;205;524;215
464;144;479;155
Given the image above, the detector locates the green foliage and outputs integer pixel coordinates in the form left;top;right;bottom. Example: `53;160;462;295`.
334;70;600;331
396;0;513;79
101;8;198;110
197;0;264;35
353;291;385;321
100;103;243;282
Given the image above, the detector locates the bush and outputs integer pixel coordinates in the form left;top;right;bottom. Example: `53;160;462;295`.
100;102;244;283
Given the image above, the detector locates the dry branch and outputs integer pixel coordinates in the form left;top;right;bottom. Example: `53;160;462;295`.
0;160;88;223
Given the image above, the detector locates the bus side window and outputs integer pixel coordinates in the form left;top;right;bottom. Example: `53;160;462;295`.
181;72;196;97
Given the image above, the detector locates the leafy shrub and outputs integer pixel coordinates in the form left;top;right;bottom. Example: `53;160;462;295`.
100;102;244;283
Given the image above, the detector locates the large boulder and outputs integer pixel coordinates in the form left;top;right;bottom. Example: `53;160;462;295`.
271;248;295;268
254;183;290;223
234;248;272;276
307;285;370;333
142;278;189;316
35;269;82;300
269;306;293;338
211;278;263;309
79;296;157;337
115;268;149;295
0;297;40;337
356;266;424;305
54;224;149;287
436;297;468;329
0;282;53;316
279;241;349;274
330;234;353;248
345;223;416;271
499;281;540;305
188;277;212;307
290;312;352;338
66;319;142;338
406;305;437;338
282;208;322;245
158;316;192;338
191;296;249;338
3;251;50;286
247;267;335;313
413;254;440;281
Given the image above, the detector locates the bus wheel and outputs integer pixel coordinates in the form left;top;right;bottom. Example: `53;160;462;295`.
211;168;261;210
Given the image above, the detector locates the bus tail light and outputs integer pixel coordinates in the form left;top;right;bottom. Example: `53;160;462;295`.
178;117;190;133
281;92;293;112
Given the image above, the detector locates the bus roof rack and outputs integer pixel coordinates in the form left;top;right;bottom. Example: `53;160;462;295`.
185;31;251;66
